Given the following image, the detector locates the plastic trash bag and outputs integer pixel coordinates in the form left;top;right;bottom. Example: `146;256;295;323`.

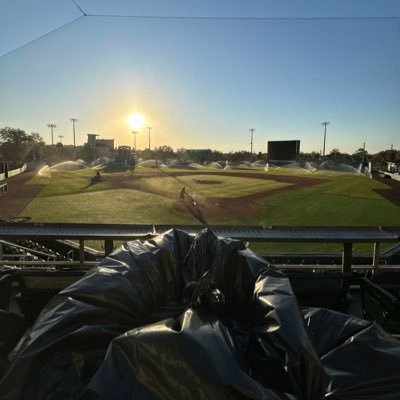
0;229;399;399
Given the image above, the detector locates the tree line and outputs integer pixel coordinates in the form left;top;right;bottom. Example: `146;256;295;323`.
1;126;399;166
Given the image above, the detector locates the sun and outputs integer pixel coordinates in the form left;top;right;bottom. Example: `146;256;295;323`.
128;113;145;130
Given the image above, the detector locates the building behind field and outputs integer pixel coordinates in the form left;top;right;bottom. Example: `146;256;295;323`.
87;134;115;158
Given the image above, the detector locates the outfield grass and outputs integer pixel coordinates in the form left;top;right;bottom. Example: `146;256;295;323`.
255;174;400;227
29;169;112;198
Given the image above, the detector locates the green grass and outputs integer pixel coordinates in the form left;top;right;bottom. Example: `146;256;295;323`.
22;189;193;224
253;175;400;227
29;169;112;197
248;242;395;255
136;174;290;198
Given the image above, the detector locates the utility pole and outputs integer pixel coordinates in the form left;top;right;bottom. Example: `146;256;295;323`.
47;124;56;146
70;118;78;149
58;135;64;144
147;127;152;150
132;131;139;171
362;141;366;165
321;122;330;158
249;128;255;159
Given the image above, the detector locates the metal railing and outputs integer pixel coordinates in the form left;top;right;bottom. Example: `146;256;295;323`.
1;223;399;272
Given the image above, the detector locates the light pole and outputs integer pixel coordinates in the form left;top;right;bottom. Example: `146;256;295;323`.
132;131;139;170
58;135;64;144
249;128;255;159
70;118;78;149
147;127;152;150
321;122;330;158
47;124;56;146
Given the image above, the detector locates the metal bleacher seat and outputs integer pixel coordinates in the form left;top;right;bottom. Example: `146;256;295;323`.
13;269;86;324
284;270;352;312
360;272;400;334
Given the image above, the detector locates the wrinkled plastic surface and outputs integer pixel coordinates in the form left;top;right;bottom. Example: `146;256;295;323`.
0;229;399;399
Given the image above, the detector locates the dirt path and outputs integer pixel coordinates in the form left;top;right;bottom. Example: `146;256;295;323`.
0;171;43;219
373;174;400;207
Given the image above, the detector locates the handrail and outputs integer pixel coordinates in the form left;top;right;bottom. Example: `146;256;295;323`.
1;223;399;272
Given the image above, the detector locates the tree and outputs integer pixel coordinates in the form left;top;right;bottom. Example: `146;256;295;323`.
226;150;251;162
352;147;368;164
139;148;154;161
329;148;341;158
77;143;97;163
28;132;46;160
154;145;175;162
176;148;188;161
211;150;224;161
0;127;31;162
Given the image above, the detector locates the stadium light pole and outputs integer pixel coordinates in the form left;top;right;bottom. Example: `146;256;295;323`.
147;127;152;150
70;118;78;149
58;135;64;144
321;122;330;158
47;124;56;146
249;128;255;159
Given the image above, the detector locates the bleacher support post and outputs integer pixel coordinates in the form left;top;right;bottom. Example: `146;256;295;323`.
104;240;113;256
79;240;85;266
373;242;380;271
342;242;353;273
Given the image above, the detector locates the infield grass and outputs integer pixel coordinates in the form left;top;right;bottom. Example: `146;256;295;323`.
135;174;290;198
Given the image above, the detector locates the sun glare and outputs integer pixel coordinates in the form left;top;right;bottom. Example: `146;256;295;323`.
128;113;145;130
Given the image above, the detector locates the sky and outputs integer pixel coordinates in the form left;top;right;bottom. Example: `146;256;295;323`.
0;0;399;154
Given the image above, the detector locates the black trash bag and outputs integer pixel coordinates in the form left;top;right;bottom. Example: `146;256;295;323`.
0;229;268;399
303;308;400;399
87;268;326;400
1;228;400;400
87;308;293;400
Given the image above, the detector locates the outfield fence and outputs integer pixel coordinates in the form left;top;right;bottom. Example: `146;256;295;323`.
7;163;27;178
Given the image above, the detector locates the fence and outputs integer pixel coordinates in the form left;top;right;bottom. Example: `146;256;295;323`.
7;163;27;178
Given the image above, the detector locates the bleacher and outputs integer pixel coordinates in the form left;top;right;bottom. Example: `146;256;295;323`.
361;271;400;334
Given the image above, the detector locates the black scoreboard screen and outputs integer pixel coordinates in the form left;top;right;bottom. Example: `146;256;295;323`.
267;140;300;162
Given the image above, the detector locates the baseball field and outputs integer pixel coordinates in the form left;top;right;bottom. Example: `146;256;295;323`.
2;165;400;253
